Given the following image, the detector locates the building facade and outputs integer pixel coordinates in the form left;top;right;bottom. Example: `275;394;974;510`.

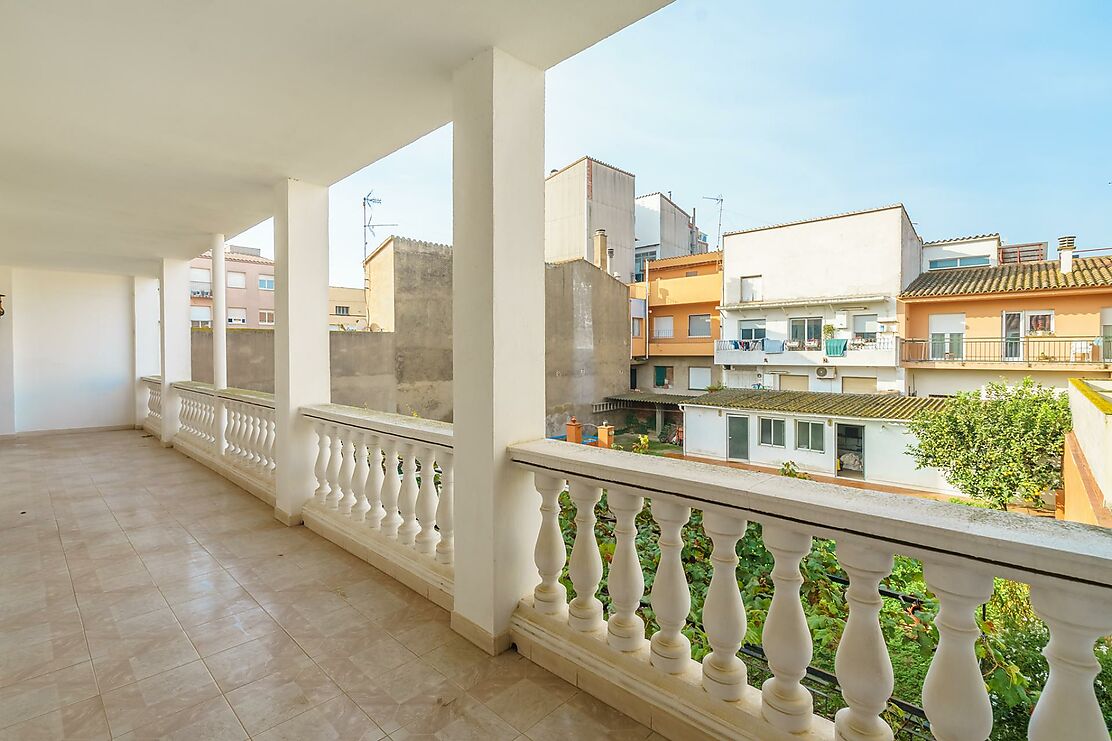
900;242;1112;396
715;205;921;395
328;286;368;331
544;156;636;283
633;192;707;280
189;246;275;328
630;252;722;395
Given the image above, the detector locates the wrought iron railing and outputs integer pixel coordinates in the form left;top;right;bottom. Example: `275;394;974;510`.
902;336;1109;364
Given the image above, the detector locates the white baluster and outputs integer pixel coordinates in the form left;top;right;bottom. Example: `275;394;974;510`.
266;413;277;473
324;424;343;508
337;433;357;515
313;422;329;502
225;404;238;459
380;439;402;537
397;444;420;546
434;452;454;565
567;481;604;633
834;541;894;741
414;446;440;555
701;510;748;701
229;404;243;461
760;524;814;733
606;488;645;652
365;436;386;529
1028;582;1112;741
532;474;567;617
349;432;370;522
650;499;691;673
921;562;993;741
249;412;263;467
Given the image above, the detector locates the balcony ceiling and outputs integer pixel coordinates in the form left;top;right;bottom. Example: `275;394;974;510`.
0;0;669;276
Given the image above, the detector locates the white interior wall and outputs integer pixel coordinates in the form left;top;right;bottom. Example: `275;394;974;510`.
0;267;14;435
11;267;137;433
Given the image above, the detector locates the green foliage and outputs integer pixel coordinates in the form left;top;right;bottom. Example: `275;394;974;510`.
906;378;1071;510
778;460;810;479
631;434;651;455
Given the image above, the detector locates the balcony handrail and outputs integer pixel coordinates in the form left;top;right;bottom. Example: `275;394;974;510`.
168;380;276;409
301;403;453;451
508;438;1112;588
140;375;162;385
904;334;1105;342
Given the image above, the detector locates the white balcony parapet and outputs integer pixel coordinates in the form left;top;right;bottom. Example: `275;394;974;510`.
508;438;1112;741
300;403;454;610
140;376;162;435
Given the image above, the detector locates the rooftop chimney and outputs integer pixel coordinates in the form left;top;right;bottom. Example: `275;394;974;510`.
593;229;608;274
1058;235;1076;273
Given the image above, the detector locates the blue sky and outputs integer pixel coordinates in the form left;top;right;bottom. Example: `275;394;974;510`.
234;0;1112;287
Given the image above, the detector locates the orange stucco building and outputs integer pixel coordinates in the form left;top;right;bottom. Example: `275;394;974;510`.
899;253;1112;395
630;252;723;394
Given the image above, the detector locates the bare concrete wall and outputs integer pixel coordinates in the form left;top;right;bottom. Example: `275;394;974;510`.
393;239;453;421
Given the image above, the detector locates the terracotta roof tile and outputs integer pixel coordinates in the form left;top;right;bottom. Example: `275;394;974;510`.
901;256;1112;298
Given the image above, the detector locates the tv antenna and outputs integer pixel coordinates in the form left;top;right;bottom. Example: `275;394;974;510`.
702;194;724;251
362;191;398;265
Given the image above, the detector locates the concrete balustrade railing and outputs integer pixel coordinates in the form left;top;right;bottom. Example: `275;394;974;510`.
509;438;1112;741
140;376;162;435
300;404;454;609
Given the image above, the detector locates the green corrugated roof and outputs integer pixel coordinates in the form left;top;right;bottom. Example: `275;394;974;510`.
607;392;699;406
685;388;949;420
901;256;1112;298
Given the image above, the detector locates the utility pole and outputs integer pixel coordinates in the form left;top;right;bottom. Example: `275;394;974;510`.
702;194;724;251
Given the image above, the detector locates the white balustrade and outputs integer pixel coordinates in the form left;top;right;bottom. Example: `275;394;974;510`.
397;444;420;546
144;380;162;426
531;474;568;617
434;452;453;565
606;488;646;652
219;396;275;481
649;499;691;673
566;481;604;633
414;445;441;555
760;523;814;733
701;510;749;701
366;436;386;529
380;438;402;536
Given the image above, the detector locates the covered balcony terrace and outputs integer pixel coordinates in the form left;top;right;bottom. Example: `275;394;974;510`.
2;3;1112;739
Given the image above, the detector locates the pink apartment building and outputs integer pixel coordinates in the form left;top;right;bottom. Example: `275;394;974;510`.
189;245;275;328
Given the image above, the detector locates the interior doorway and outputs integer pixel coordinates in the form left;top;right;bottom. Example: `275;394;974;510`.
836;423;865;480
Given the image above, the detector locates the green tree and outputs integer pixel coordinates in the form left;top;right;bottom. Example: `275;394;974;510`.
906;378;1071;510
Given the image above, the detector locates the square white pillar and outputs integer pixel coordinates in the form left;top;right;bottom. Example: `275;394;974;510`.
273;178;330;525
450;48;545;653
132;275;161;426
210;234;228;456
159;258;191;445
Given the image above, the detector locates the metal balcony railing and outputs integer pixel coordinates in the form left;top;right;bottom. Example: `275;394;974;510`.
190;280;213;297
902;335;1110;364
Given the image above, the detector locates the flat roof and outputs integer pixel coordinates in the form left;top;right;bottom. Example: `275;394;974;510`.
684;388;949;420
646;252;721;270
722;204;905;238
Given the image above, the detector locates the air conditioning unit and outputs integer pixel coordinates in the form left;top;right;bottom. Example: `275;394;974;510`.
815;366;837;379
724;364;733;371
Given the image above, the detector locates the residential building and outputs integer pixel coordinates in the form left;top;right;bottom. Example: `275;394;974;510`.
189;245;275;328
715;205;921;395
630;252;722;395
328;286;368;330
545;156;636;282
3;5;1109;740
682;388;958;495
364;234;631;431
633;192;707;280
1063;378;1112;525
900;238;1112;396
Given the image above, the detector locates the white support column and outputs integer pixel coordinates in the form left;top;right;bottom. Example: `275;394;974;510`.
132;275;161;427
273;178;330;525
159;258;191;445
450;47;545;654
210;234;228;455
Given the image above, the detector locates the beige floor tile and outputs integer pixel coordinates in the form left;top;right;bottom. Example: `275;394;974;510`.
100;660;221;737
252;694;385;741
391;692;519;741
113;695;246;740
482;677;579;733
157;570;240;606
421;634;496;684
0;694;110;740
169;586;259;628
89;627;199;692
522;693;652;741
343;658;466;735
222;660;341;736
0;629;90;688
203;632;313;693
183;606;282;658
78;586;169;632
0;661;100;730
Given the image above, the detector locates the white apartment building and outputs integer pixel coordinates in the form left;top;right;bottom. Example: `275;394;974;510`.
715;204;922;394
633;192;707;280
544;156;636;282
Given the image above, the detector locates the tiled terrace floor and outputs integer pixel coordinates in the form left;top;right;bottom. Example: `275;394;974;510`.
1;430;655;740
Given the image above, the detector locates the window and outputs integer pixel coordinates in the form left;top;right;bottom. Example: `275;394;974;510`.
789;317;822;348
190;267;211;282
928;313;965;360
688;314;711;338
631;317;643;337
227;271;246;289
759;417;785;447
634;249;657;282
653;365;674;388
190;306;212;328
335;305;351;316
259;310;274;325
740;275;763;302
258;275;275;291
653;316;674;339
928;255;991;270
738;319;766;341
688;367;712;391
1025;311;1053;334
685;270;699;277
796;421;825;452
852;314;879;343
227;307;247;325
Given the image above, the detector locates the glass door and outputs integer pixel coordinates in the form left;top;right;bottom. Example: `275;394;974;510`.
727;415;749;461
1002;311;1022;360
